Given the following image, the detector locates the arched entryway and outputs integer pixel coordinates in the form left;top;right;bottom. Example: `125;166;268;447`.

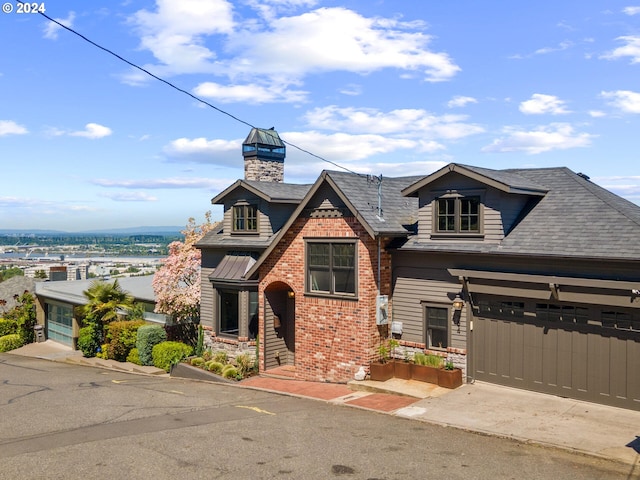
263;281;296;372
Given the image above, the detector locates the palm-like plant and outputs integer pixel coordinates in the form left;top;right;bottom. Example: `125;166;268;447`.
82;279;135;326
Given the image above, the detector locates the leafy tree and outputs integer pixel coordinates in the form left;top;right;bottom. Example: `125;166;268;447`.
0;266;24;282
152;212;216;323
34;270;48;279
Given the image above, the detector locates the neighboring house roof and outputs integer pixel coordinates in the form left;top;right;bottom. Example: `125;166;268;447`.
401;165;640;261
0;276;38;312
211;180;312;205
34;275;157;305
244;170;423;279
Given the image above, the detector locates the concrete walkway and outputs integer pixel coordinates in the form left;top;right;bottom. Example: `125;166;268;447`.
8;341;640;469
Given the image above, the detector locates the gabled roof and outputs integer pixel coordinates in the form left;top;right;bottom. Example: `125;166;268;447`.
244;170;421;279
402;163;548;197
211;179;312;205
402;165;640;260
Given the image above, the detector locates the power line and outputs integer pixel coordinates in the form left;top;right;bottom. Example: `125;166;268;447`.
26;2;364;176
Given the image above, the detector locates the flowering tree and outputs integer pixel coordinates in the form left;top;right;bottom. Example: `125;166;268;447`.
152;212;216;322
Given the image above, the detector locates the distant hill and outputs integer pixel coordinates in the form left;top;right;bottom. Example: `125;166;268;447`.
0;227;183;236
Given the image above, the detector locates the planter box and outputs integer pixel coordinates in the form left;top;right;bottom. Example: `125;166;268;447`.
369;361;394;381
411;364;440;384
437;368;463;389
393;360;412;380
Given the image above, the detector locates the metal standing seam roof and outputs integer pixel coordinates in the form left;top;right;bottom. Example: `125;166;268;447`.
208;254;256;281
243;127;285;148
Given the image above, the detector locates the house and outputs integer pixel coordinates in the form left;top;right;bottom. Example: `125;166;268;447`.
394;164;640;410
34;275;166;347
198;128;640;410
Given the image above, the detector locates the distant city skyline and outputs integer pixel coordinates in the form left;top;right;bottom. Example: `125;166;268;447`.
2;1;640;231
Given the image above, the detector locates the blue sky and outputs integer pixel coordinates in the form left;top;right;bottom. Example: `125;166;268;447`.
1;1;640;232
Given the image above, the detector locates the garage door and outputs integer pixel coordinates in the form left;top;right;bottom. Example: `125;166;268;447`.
472;301;640;411
46;303;74;346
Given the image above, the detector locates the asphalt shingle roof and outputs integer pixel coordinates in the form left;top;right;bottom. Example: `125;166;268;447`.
325;171;423;236
403;166;640;260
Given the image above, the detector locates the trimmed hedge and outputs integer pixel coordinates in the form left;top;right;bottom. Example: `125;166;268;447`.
151;341;193;372
77;325;101;358
126;347;141;365
105;320;146;361
0;319;17;337
0;334;24;353
136;324;167;366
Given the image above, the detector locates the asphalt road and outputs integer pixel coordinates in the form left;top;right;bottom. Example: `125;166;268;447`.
0;354;631;480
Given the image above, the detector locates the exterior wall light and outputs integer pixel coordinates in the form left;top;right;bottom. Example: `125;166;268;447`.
287;290;295;299
452;294;464;311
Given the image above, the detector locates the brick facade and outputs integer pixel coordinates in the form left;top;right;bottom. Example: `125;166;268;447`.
259;215;392;382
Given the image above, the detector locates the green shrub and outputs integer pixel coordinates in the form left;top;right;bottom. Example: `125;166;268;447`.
151;341;193;372
96;344;109;359
212;350;228;363
0;334;24;353
221;364;239;379
190;357;205;367
205;360;223;373
136;325;167;366
234;353;253;377
77;325;101;358
105;320;146;361
413;352;444;367
126;348;141;365
0;319;17;337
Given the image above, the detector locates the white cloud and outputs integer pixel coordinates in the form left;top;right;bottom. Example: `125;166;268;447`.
102;192;159;202
227;7;459;83
163;137;241;165
193;81;308;104
129;0;234;75
447;96;477;108
601;90;640;113
588;110;606;118
623;6;640;15
126;3;460;97
0;120;28;136
601;36;640;63
43;11;76;40
510;41;572;59
303;106;484;139
70;123;113;139
519;94;570;115
482;123;594;155
92;177;225;189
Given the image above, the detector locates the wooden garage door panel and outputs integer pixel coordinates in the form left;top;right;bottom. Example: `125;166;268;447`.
473;316;640;411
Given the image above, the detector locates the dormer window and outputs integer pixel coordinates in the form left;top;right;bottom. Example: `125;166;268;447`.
233;204;258;232
434;193;482;235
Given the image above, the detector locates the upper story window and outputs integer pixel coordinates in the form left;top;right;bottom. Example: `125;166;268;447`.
306;241;356;296
233;204;258;233
435;195;481;234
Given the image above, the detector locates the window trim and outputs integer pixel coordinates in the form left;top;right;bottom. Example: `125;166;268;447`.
431;190;484;238
422;303;450;351
232;203;259;234
305;239;358;299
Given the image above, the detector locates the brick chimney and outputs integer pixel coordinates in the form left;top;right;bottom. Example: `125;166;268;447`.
243;127;285;182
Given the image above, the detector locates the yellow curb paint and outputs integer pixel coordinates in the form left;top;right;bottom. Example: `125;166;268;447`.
235;405;276;415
